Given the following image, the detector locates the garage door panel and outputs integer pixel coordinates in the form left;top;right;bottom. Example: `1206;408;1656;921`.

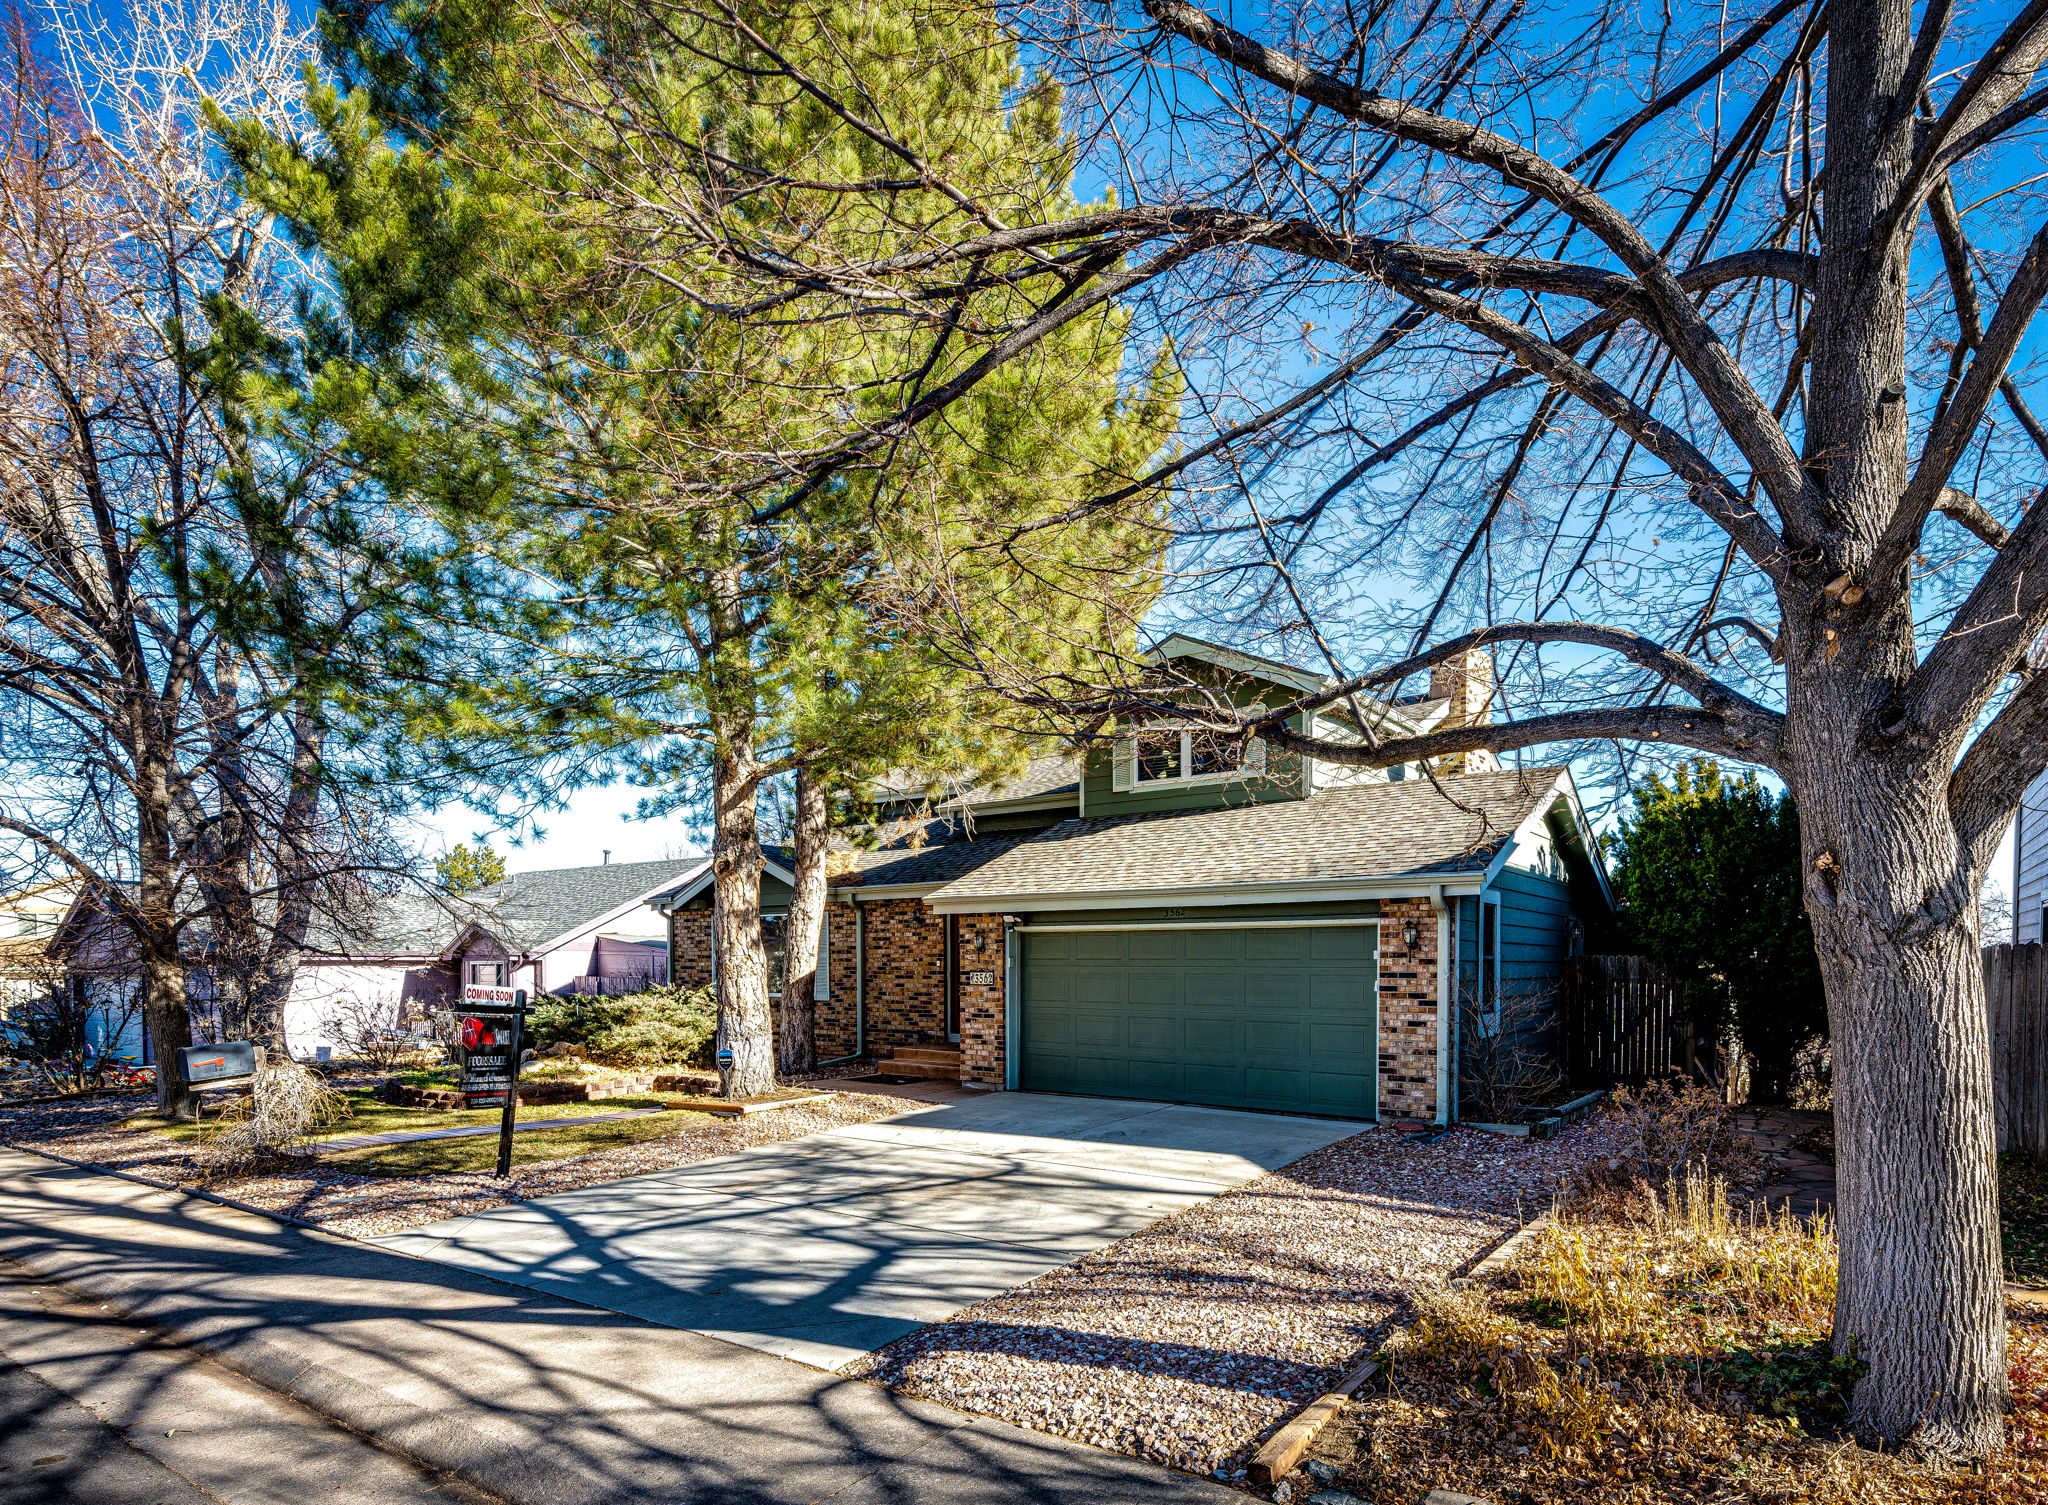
1021;925;1378;1120
1125;1016;1178;1052
1309;1022;1371;1056
1310;928;1376;963
1071;1012;1125;1048
1183;930;1245;962
1125;930;1185;963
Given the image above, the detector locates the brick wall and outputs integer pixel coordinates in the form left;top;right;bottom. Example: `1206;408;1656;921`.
816;901;861;1058
857;898;951;1051
1377;897;1441;1120
954;916;1006;1087
670;909;712;988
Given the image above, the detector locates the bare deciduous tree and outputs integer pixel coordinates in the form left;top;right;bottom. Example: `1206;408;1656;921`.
0;0;412;1114
496;0;2048;1457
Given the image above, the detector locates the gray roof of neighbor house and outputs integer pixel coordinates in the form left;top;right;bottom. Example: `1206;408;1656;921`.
457;858;702;949
926;768;1571;904
305;891;479;956
310;857;703;959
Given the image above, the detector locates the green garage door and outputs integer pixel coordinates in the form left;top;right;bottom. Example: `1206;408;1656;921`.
1019;924;1379;1118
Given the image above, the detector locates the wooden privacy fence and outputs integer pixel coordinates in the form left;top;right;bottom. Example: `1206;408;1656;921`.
1559;954;1692;1087
1988;942;2048;1157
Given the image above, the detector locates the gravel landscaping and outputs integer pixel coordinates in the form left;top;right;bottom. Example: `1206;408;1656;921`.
847;1116;1628;1482
3;1082;1625;1484
0;1086;911;1238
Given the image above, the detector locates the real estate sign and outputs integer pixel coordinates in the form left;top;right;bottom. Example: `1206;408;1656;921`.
454;989;528;1178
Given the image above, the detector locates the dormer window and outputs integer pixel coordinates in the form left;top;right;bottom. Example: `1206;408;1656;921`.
1115;726;1267;790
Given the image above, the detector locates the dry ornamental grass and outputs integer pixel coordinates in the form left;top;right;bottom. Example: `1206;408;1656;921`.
1303;1171;2048;1505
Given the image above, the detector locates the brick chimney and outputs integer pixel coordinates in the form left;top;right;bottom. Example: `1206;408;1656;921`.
1427;649;1498;775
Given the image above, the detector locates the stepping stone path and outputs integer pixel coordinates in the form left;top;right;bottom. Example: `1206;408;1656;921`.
296;1108;668;1155
1732;1107;1835;1216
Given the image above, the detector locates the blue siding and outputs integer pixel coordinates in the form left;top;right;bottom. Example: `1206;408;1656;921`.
1493;865;1574;1004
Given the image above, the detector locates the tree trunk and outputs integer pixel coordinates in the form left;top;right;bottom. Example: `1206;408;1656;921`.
704;555;777;1100
709;728;775;1096
1796;745;2006;1457
143;949;197;1120
778;765;828;1077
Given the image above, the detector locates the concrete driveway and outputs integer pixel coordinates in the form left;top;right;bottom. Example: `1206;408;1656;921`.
370;1091;1359;1370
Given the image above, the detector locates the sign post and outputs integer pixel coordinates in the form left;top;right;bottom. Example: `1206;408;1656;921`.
716;1045;734;1099
457;985;528;1178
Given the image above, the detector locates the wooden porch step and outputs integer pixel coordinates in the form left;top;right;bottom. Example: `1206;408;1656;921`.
890;1046;962;1064
876;1056;961;1080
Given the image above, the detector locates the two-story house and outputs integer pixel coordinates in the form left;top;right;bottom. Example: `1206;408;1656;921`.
667;635;1616;1124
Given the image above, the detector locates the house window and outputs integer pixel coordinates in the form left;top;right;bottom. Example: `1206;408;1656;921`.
467;960;506;987
1124;727;1266;786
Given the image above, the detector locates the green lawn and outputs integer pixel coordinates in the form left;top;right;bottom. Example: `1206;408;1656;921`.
154;1086;676;1158
319;1104;708;1176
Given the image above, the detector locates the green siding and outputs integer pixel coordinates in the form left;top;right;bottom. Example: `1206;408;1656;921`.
1018;923;1379;1118
677;871;794;910
1493;866;1574;1002
1081;660;1312;816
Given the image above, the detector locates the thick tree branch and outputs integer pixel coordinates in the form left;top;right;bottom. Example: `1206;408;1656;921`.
1257;703;1784;772
1133;0;1821;534
1951;666;2048;860
1881;216;2048;571
1376;272;1792;574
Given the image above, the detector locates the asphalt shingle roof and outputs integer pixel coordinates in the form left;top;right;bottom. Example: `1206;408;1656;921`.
462;858;702;948
839;836;1035;888
307;858;702;959
926;768;1569;903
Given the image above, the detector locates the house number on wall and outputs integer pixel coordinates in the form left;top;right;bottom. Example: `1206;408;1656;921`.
963;969;996;986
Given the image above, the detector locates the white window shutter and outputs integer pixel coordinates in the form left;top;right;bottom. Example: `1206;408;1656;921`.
1111;735;1135;792
1244;736;1268;775
813;913;831;1000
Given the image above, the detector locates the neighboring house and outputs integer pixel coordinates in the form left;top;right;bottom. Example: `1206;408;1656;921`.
2016;768;2048;943
288;858;700;1055
669;634;1615;1124
0;879;79;1007
50;859;704;1060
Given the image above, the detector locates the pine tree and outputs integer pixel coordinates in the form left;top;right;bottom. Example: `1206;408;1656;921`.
219;0;1177;1093
434;844;506;897
1610;760;1826;1101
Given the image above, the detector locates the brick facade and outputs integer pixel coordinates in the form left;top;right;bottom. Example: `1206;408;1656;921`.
815;900;862;1058
854;898;952;1052
674;885;1450;1118
954;915;1007;1087
670;908;713;988
1376;897;1441;1120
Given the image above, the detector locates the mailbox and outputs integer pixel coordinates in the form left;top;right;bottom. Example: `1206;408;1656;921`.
178;1041;258;1085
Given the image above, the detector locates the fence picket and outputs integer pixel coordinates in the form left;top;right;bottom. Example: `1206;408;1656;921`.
1987;942;2048;1158
1560;954;1685;1088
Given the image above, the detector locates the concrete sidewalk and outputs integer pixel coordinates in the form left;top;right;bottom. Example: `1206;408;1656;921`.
0;1146;1243;1505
